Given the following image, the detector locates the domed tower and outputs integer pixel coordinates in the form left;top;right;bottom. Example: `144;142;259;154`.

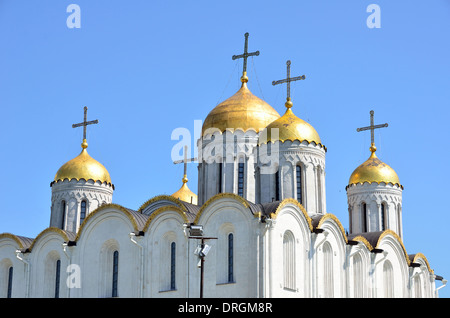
346;110;403;238
258;60;326;215
198;33;280;205
50;107;114;233
172;146;198;205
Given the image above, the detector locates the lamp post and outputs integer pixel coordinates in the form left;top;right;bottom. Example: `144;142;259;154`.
188;224;216;298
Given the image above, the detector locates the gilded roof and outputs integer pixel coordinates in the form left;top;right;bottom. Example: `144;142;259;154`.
260;99;322;146
202;80;280;136
54;140;112;185
171;176;198;205
348;147;401;188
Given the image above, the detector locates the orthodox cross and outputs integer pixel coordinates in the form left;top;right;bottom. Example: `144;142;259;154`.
72;106;99;140
173;145;197;181
356;110;388;146
232;32;260;76
272;60;305;103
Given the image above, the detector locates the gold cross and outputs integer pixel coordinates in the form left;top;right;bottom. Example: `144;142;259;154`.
356;110;388;149
272;60;305;107
72;106;98;141
232;32;260;80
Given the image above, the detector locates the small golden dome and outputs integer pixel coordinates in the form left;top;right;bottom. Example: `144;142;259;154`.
202;74;280;136
54;139;112;185
348;146;401;187
260;98;322;145
172;175;198;205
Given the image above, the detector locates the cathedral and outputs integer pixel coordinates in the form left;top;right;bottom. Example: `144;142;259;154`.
0;33;443;298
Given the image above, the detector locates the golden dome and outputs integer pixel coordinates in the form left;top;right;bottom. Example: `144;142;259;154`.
348;145;401;187
172;175;198;205
54;139;112;185
202;74;280;136
260;98;322;146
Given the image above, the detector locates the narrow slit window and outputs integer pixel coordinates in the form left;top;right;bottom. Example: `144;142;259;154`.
7;266;13;298
170;242;176;290
55;260;61;298
228;233;234;283
296;165;302;204
275;170;280;201
112;251;119;297
238;162;244;197
218;162;223;193
381;203;386;231
61;200;66;229
362;203;367;232
80;200;87;225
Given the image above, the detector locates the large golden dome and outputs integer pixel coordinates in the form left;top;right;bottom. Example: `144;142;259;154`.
54;139;112;185
202;75;280;136
348;145;401;187
260;98;322;146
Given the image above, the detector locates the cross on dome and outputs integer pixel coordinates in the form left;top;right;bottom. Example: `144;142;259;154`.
173;145;197;184
172;145;198;204
72;106;99;148
356;110;388;153
232;32;260;83
272;60;305;108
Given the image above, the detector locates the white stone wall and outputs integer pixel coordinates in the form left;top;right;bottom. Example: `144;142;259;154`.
347;183;403;237
257;140;326;214
0;240;27;297
0;199;438;298
198;130;259;205
50;179;113;233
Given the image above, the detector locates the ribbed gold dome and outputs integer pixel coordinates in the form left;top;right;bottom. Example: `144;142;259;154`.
172;175;198;205
348;145;401;187
202;75;280;136
54;139;112;185
260;98;322;145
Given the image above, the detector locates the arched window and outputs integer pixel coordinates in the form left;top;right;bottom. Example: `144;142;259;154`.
323;242;334;297
218;162;223;193
361;203;367;232
228;233;234;283
61;200;66;229
296;165;302;204
170;242;176;290
112;251;119;297
414;275;422;298
283;231;295;290
238;161;244;197
55;260;61;298
316;166;322;212
352;254;363;297
80;200;87;225
275;170;280;201
383;261;393;297
216;227;235;285
7;266;13;298
381;203;387;231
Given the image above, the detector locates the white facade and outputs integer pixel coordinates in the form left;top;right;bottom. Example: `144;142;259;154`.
257;140;326;213
50;179;114;233
0;116;443;298
0;195;439;298
198;129;260;205
347;182;403;238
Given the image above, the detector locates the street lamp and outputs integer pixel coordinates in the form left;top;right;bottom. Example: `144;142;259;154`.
187;224;216;298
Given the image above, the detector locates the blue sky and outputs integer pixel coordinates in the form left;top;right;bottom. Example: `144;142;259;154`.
0;1;449;297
